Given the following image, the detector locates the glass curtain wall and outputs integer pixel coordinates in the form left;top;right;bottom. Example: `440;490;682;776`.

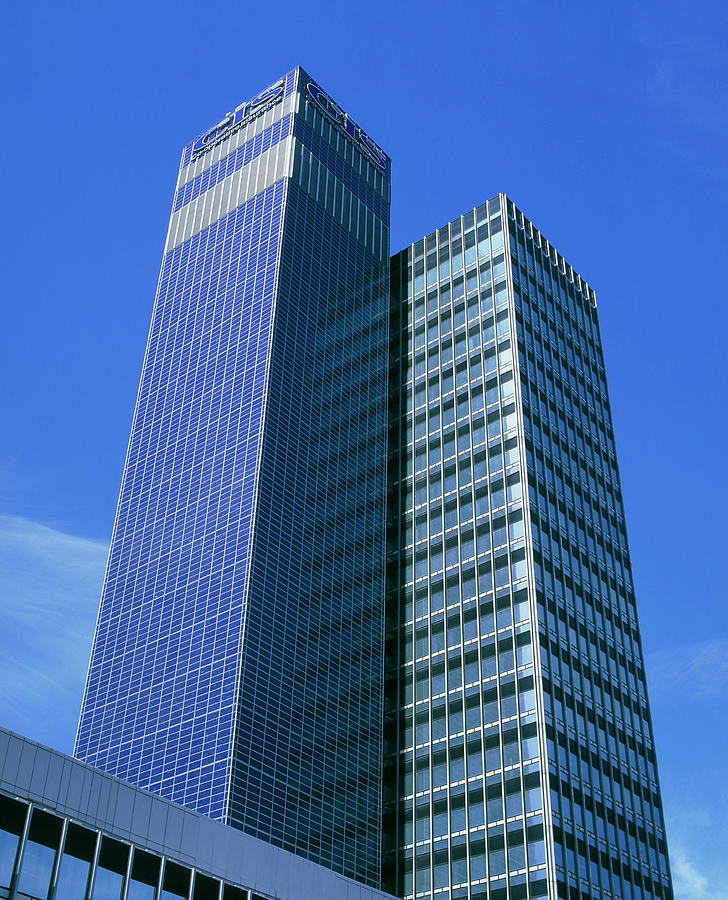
507;198;673;900
385;197;548;900
0;793;252;900
384;195;674;900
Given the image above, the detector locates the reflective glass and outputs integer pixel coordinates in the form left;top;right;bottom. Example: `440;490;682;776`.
92;866;124;900
0;797;24;890
0;829;19;890
16;812;61;900
75;66;391;888
55;853;91;899
385;196;674;900
17;840;55;899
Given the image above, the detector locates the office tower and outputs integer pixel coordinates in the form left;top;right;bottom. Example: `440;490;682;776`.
75;67;391;888
385;196;673;900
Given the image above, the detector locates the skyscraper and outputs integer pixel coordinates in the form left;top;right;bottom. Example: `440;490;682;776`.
72;65;674;900
75;67;391;888
384;196;673;900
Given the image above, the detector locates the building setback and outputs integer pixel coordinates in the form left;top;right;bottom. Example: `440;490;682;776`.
74;68;391;889
384;197;673;900
0;727;398;900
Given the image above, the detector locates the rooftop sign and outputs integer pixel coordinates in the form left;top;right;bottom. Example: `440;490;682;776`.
305;82;387;171
189;77;387;174
191;81;285;158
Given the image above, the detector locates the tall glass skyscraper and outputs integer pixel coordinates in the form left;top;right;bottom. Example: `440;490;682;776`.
384;196;673;900
73;64;674;900
75;67;391;888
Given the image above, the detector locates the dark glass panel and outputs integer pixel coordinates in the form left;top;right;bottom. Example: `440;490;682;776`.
16;810;62;900
192;872;220;900
91;837;128;900
127;849;160;900
0;795;26;889
55;823;96;899
162;861;190;899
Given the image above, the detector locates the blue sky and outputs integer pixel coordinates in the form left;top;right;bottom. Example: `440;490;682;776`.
1;1;727;897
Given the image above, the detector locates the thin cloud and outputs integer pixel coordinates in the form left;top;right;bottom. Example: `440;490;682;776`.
671;845;709;899
646;639;728;702
665;798;728;900
0;515;108;752
633;9;728;180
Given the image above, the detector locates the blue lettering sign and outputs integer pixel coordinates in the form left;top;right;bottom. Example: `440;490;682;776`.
192;81;285;156
305;82;387;170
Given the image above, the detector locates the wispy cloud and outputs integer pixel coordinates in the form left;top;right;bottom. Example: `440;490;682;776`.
665;799;728;900
646;635;728;898
0;515;107;753
646;639;728;702
671;845;709;899
633;9;728;180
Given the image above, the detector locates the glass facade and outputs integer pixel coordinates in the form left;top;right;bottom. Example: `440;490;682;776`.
0;791;263;900
70;62;674;898
74;67;390;888
384;196;673;900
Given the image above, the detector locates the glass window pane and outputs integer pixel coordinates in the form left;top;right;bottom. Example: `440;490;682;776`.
0;796;26;889
55;823;96;900
162;861;191;899
223;886;247;900
192;872;220;900
92;837;128;900
56;853;91;899
128;849;160;900
17;842;56;899
16;811;62;900
93;866;125;900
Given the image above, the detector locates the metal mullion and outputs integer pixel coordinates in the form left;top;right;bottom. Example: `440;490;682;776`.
120;840;133;900
47;816;68;900
501;193;560;899
157;856;166;899
84;830;102;900
7;801;31;900
405;247;419;900
421;245;439;899
423;303;437;892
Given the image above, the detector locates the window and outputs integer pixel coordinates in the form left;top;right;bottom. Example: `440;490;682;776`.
17;810;62;900
415;806;430;841
433;802;449;835
485;739;501;772
92;837;128;900
433;858;449;889
0;796;26;890
448;660;462;691
223;887;247;900
505;785;523;818
415;763;430;793
452;850;468;884
432;756;448;789
55;824;96;900
450;799;466;833
467;742;483;777
487;790;504;824
525;785;542;813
